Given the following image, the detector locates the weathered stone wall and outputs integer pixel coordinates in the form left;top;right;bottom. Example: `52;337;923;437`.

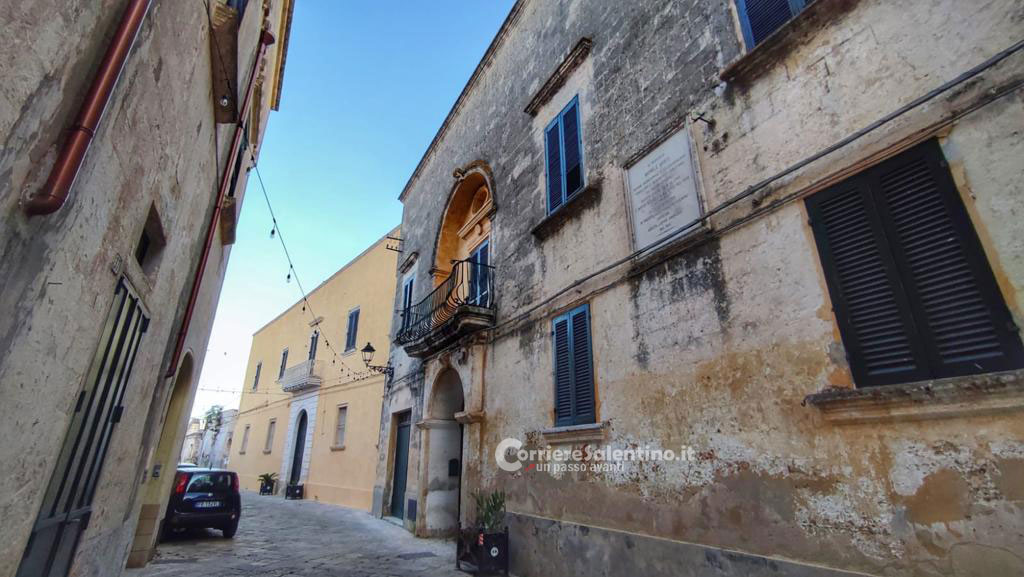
0;0;288;575
389;0;1024;576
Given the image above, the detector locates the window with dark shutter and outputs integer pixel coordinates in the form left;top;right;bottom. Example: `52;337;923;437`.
308;330;319;360
806;139;1024;387
278;349;288;379
345;308;360;351
544;96;585;214
553;304;596;426
401;277;414;329
253;361;262;390
736;0;807;48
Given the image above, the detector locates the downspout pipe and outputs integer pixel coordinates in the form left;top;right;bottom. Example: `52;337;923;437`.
164;29;275;377
22;0;153;216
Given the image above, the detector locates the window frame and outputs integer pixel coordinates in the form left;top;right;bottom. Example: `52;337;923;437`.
334;405;348;448
264;419;276;453
278;348;288;379
552;303;596;427
806;139;1024;387
735;0;807;49
401;275;415;330
308;330;319;361
240;425;250;454
345;307;360;352
252;361;262;391
544;95;586;214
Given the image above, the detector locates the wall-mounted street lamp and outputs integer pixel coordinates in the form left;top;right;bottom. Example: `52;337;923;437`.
360;342;393;379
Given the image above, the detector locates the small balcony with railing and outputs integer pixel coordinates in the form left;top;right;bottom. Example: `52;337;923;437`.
277;359;324;393
396;259;495;357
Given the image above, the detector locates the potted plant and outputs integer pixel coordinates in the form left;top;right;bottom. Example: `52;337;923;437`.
258;472;277;495
456;490;509;575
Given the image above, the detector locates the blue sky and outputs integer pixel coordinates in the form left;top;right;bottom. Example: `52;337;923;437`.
193;0;517;415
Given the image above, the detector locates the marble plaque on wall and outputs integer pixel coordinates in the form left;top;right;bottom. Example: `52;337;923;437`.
626;128;702;251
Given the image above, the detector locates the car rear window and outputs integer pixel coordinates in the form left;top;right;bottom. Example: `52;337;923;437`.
186;472;234;492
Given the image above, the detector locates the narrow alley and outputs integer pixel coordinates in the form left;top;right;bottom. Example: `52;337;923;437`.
127;492;463;577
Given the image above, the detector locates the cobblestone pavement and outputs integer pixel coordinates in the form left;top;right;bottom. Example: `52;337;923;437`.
126;491;465;577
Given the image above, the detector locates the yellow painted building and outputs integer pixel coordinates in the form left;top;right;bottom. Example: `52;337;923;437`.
231;228;398;511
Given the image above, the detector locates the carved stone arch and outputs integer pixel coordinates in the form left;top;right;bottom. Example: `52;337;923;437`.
430;161;497;286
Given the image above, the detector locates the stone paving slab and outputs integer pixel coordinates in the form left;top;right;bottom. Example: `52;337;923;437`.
126;491;466;576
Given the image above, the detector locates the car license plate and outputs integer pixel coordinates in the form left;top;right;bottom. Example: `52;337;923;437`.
195;501;221;509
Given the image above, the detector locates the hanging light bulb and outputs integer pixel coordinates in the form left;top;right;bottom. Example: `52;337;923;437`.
270;227;276;238
286;272;292;283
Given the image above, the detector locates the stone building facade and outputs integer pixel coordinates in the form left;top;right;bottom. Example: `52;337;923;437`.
0;0;294;575
377;1;1024;576
230;230;398;511
198;408;238;469
179;418;204;465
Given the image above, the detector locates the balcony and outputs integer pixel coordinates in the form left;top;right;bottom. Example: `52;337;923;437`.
277;359;324;393
396;259;495;357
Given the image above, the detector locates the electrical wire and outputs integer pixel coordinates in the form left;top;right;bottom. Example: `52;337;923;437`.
487;38;1024;338
247;146;377;383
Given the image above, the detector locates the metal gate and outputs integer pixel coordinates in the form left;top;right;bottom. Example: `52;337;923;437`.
17;278;149;577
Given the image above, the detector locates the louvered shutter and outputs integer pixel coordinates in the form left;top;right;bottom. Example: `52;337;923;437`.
807;180;931;387
871;141;1024;377
738;0;805;47
808;140;1024;387
570;306;595;424
346;310;359;350
562;100;583;198
553;316;573;426
545;121;564;213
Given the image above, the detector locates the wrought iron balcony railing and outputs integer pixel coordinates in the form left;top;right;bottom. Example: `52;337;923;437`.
277;359;324;393
396;259;495;351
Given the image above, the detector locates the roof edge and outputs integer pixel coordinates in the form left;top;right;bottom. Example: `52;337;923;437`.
397;0;528;202
252;225;401;336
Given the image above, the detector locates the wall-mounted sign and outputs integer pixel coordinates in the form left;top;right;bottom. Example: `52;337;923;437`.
626;127;703;251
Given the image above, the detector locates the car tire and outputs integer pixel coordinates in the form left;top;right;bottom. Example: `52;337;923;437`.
222;520;239;539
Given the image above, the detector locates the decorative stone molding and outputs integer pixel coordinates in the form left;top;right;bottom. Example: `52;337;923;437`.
416;418;460;430
803;369;1024;424
524;38;593;116
454;410;485;424
539;421;609;445
719;0;860;85
399;251;419;274
531;179;602;240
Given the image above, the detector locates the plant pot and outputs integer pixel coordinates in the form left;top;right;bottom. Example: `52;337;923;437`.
259;480;276;495
285;483;304;500
456;526;508;575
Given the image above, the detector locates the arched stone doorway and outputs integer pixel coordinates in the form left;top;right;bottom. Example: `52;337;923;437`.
289;410;308;486
126;354;194;568
421;368;465;536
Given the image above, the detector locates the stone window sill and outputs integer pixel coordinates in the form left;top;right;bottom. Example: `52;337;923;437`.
539;421;608;445
531;180;602;240
803;369;1024;424
719;0;855;85
330;444;346;452
628;226;712;278
262;449;272;455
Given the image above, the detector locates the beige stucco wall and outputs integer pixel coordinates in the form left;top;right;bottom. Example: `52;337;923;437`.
231;229;398;511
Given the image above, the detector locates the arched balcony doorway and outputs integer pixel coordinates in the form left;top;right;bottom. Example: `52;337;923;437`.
396;164;497;357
